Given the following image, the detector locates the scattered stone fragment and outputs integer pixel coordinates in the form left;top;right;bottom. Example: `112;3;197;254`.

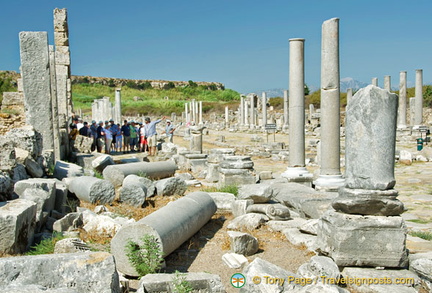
283;228;317;250
299;219;319;235
91;154;114;173
342;267;420;293
227;231;259;256
227;213;268;230
0;199;37;254
155;177;187;196
68;176;115;204
137;272;225;293
297;256;340;280
240;257;299;292
231;199;254;218
238;183;273;203
207;192;236;210
54;237;90;253
246;203;290;220
222;252;248;269
0;252;120;292
267;218;308;232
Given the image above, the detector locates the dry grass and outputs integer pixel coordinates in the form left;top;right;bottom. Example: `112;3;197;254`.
79;195;182;222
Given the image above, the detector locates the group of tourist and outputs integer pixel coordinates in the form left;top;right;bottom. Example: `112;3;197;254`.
69;115;175;156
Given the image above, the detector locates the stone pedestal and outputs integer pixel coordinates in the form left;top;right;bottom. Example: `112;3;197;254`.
317;84;408;269
219;156;256;186
317;211;408;268
190;126;205;153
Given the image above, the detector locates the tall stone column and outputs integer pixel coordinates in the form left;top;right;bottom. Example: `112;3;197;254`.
346;88;353;105
414;69;423;125
243;100;249;126
48;45;61;162
240;96;245;126
410;98;416;126
19;31;54;151
283;90;289;131
372;77;378;86
54;8;72;128
282;38;312;182
261;92;267;128
191;99;196;123
314;18;344;190
384;75;391;91
199;101;203;125
318;85;408;268
398;71;407;128
249;95;255;128
115;88;122;123
308;104;314;124
97;100;104;122
225;106;229;127
185;103;189;123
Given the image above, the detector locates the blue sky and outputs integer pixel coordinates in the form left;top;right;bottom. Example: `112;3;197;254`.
1;0;431;93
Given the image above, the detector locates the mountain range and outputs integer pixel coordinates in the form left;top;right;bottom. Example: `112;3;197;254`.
250;77;369;98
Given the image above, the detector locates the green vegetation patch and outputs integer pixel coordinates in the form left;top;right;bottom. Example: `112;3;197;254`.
25;232;66;255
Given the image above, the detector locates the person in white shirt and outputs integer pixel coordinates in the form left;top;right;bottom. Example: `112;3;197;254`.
104;124;113;154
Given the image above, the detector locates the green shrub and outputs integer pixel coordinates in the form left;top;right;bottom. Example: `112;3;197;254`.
269;97;283;109
172;270;193;293
202;185;239;196
25;232;66;255
125;234;164;277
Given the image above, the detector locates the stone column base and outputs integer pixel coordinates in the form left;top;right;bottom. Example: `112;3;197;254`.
332;188;404;216
313;174;345;192
281;167;313;187
316;210;408;268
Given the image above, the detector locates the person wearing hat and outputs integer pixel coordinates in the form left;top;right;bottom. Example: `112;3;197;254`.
144;116;166;156
121;120;131;153
164;119;176;143
110;119;118;153
77;118;84;131
90;120;98;152
96;121;105;153
79;121;91;137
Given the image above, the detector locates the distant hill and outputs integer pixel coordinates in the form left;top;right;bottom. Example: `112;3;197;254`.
252;77;369;98
339;77;369;92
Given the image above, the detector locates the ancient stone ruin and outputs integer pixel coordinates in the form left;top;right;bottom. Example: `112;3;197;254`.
1;8;432;293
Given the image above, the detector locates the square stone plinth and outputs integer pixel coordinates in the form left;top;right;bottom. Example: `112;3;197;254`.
317;211;408;268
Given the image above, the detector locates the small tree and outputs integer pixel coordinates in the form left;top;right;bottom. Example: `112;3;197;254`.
188;80;198;88
125;234;164;277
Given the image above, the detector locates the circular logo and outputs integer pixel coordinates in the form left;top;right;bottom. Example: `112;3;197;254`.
231;273;246;288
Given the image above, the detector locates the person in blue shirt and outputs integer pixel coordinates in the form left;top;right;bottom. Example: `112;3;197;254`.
144;116;166;156
121;120;131;153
